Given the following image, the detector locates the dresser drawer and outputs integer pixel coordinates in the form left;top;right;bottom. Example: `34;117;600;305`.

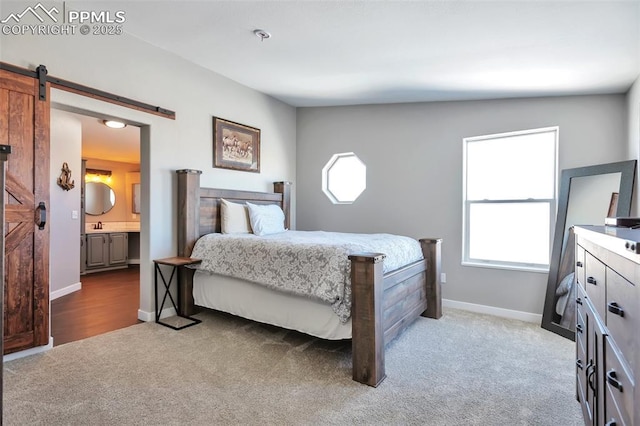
576;285;587;394
585;251;607;319
606;269;638;378
604;337;634;426
576;285;587;353
576;305;586;354
576;244;586;289
576;323;588;411
605;385;628;426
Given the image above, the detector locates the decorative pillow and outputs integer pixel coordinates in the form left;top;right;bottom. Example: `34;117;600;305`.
220;198;252;234
246;202;286;236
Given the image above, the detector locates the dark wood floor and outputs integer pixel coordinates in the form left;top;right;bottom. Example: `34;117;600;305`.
51;265;141;346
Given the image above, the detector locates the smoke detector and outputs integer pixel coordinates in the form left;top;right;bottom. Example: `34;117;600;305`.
254;29;271;41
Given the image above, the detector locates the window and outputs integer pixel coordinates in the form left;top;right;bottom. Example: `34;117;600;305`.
322;152;366;204
462;127;558;271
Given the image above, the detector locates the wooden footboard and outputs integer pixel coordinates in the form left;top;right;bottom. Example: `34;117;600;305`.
349;238;441;387
175;169;442;387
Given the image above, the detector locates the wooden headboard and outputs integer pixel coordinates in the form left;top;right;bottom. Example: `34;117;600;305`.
176;169;291;257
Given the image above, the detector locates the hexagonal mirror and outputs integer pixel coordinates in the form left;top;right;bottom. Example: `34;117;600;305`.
322;152;366;204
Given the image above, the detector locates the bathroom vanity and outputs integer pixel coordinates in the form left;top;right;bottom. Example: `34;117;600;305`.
82;223;140;274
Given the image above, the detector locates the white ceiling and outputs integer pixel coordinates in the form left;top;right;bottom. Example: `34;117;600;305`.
78;1;639;162
120;0;640;107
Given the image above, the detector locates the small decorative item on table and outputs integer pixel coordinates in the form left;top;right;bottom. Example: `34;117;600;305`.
153;256;202;330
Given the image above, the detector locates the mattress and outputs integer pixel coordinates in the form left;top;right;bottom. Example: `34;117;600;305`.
189;230;424;323
193;270;353;340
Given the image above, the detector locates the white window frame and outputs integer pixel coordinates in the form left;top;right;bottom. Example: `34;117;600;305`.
462;127;559;272
322;152;367;204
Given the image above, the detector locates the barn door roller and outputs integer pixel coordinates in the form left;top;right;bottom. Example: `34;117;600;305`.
36;65;47;101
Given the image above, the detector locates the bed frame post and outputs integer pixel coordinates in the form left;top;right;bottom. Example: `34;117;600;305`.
176;169;202;316
420;238;442;319
349;252;386;387
273;181;291;230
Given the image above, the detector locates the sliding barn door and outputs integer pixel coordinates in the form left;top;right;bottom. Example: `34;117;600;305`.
0;69;50;354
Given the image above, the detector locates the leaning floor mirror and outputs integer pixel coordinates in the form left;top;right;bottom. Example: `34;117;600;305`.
541;160;637;340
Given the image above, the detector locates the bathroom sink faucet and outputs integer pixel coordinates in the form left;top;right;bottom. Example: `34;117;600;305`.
94;221;103;230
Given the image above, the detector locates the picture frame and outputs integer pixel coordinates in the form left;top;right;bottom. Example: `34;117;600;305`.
213;117;260;173
132;183;140;214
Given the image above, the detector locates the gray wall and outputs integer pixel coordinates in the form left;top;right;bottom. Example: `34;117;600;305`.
49;110;82;296
296;95;628;316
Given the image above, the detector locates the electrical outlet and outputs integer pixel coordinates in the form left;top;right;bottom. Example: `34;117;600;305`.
440;273;447;283
71;210;78;219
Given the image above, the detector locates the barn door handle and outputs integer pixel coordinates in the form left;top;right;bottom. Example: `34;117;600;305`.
35;202;46;230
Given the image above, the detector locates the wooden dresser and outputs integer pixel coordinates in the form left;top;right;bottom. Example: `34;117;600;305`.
574;226;638;426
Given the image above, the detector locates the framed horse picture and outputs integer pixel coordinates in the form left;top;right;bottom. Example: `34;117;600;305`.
213;117;260;173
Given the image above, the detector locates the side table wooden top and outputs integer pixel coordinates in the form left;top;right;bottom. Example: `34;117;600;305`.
153;257;202;267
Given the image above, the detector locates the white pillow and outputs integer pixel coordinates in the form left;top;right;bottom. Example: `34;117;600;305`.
220;198;252;234
246;202;286;236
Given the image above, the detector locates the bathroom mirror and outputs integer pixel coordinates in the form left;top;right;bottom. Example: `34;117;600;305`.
85;182;116;215
541;160;636;340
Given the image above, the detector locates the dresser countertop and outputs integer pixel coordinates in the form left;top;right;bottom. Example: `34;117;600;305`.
574;225;640;260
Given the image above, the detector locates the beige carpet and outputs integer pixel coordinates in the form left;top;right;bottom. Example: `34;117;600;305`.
4;308;582;425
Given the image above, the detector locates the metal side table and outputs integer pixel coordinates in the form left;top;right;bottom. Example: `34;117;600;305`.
153;256;202;330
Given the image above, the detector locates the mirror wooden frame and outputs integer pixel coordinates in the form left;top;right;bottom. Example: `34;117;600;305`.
541;160;637;340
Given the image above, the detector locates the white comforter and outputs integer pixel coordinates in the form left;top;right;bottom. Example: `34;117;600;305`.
189;230;423;322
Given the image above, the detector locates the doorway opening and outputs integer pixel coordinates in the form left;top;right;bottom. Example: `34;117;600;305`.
50;109;143;345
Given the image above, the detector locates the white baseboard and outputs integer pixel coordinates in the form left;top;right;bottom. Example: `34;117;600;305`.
443;299;542;323
3;337;53;362
138;309;153;322
138;307;176;322
128;259;140;265
50;282;82;300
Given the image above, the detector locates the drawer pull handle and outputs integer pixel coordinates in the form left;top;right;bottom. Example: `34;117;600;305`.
576;261;583;268
606;420;618;426
607;302;624;317
587;276;597;285
576;359;583;370
576;297;583;306
576;323;583;334
606;370;623;392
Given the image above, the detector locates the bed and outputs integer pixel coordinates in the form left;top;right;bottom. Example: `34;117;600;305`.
176;169;442;387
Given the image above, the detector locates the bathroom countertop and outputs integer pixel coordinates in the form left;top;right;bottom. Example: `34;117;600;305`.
85;222;140;234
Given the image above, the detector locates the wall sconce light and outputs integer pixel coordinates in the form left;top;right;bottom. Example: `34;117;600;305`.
86;168;112;177
85;168;112;183
103;120;126;129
